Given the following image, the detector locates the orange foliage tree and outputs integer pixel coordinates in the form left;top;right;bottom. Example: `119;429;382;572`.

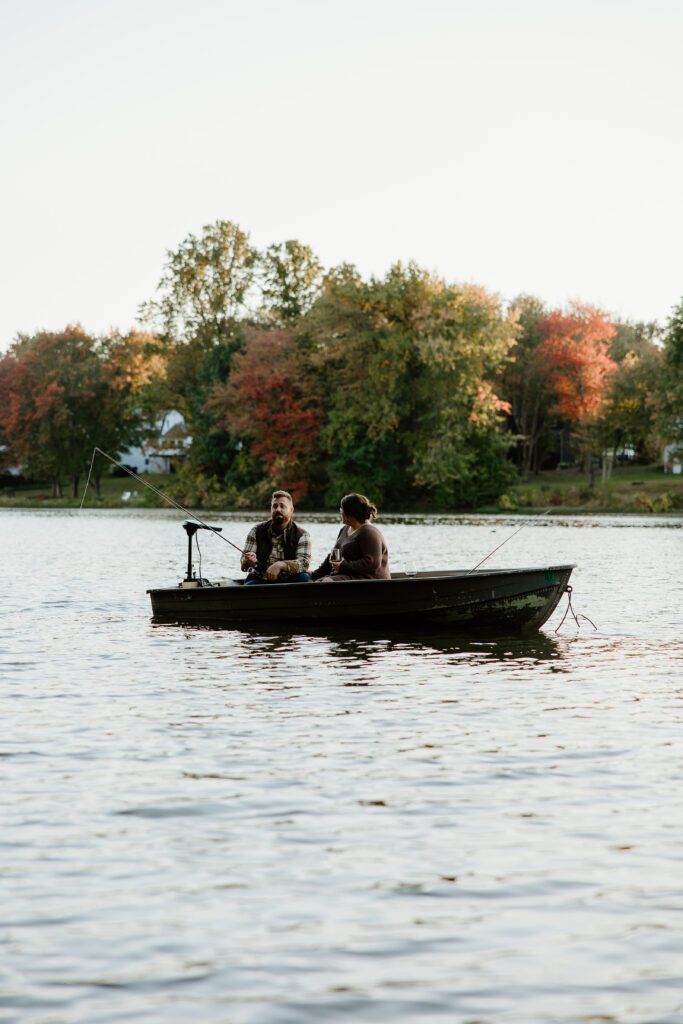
537;304;617;480
537;305;617;421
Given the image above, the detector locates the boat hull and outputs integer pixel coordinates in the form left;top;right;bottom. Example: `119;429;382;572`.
148;565;575;634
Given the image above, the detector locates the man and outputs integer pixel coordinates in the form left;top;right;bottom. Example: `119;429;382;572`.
241;490;312;585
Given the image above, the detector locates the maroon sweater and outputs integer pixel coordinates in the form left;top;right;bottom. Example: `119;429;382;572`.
311;523;390;580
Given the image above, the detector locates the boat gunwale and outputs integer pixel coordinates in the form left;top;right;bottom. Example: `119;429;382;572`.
147;564;577;595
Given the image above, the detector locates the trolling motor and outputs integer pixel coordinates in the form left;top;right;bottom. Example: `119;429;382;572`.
181;520;222;587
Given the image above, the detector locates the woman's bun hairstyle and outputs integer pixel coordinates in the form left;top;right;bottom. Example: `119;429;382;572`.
340;493;378;522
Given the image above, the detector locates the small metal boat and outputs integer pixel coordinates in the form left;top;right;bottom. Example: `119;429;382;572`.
148;522;574;633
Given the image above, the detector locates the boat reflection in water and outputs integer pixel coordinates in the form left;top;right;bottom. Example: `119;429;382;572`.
233;624;564;664
152;569;573;671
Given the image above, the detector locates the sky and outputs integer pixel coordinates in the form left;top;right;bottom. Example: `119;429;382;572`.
1;0;681;351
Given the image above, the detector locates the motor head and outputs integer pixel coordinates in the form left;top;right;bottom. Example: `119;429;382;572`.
182;520;223;538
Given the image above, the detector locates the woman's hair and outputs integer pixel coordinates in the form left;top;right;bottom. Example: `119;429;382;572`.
341;493;378;522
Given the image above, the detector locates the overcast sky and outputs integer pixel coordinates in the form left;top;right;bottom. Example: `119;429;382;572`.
1;0;681;350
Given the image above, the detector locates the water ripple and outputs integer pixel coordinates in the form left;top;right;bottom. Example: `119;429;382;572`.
1;509;682;1023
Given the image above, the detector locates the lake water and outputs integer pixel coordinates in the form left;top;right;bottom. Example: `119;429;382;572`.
2;508;682;1024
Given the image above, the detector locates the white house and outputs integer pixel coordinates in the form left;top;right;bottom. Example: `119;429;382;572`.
663;442;682;475
0;447;22;477
120;410;192;474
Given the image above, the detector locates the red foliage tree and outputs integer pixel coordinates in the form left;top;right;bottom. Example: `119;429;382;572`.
205;329;321;499
0;326;144;496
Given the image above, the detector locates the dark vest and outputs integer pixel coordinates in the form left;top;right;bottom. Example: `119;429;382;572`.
254;519;305;569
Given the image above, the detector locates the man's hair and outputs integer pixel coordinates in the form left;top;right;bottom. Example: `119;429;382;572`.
271;490;293;504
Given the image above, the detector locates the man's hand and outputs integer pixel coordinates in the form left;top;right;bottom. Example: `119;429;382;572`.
243;552;258;568
265;560;287;580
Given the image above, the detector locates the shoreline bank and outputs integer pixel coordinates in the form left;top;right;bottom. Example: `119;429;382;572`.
1;464;682;516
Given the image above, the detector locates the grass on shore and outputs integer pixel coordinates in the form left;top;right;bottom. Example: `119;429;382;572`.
0;473;176;509
1;464;682;514
498;463;683;514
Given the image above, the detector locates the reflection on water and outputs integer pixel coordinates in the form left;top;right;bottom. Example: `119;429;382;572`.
173;623;567;664
1;508;682;1024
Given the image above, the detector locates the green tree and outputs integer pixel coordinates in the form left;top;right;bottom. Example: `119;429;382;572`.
657;298;683;454
259;240;323;324
183;333;248;481
410;283;518;506
599;321;663;471
500;295;555;478
138;220;259;426
139;220;259;349
609;319;661;362
303;262;517;507
304;261;424;504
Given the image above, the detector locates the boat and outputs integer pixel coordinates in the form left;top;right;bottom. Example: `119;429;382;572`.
149;565;574;633
148;524;575;633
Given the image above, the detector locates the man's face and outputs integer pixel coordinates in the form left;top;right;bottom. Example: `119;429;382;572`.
271;496;293;529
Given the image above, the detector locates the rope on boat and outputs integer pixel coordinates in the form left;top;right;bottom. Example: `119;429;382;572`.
554;585;598;633
79;447;247;555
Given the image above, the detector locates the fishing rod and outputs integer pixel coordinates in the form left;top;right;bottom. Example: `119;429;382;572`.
467;508;551;574
80;447;247;556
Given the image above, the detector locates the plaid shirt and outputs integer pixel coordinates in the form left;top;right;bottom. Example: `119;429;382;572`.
241;521;312;576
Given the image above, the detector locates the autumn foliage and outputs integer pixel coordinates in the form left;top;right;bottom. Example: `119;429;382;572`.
205;329;321;500
1;217;676;509
0;326;148;496
536;305;617;424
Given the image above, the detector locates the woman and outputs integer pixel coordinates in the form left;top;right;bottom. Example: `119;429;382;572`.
311;493;390;582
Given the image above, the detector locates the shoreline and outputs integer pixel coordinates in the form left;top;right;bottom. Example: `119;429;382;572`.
1;500;681;519
1;463;681;516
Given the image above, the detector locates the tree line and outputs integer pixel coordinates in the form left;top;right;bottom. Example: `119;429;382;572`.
1;220;681;506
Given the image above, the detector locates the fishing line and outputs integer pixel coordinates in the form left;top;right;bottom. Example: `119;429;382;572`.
195;531;204;580
79;447;247;555
467;508;551;574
